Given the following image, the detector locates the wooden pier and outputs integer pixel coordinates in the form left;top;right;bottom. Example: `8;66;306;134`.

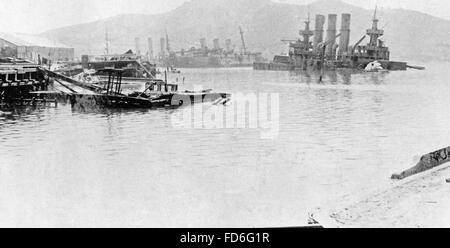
0;63;47;90
0;62;57;106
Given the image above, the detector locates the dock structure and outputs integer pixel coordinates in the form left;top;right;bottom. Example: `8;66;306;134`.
0;62;47;92
0;60;60;106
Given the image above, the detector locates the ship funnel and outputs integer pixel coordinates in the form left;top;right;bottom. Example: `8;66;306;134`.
225;39;232;53
200;38;207;50
325;14;337;58
313;15;326;52
160;37;166;58
135;37;141;56
339;13;351;56
213;38;220;50
148;37;153;60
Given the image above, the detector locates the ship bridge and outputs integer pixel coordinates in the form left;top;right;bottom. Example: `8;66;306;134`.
299;19;314;45
366;7;384;47
351;6;390;62
289;16;315;58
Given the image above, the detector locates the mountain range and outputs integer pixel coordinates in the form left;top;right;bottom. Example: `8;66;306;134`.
41;0;450;62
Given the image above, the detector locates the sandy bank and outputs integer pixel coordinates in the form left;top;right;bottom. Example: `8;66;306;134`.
329;164;450;228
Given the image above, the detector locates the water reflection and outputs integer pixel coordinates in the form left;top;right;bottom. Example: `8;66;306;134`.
0;65;449;227
70;103;153;116
0;106;48;122
340;71;352;85
287;69;390;86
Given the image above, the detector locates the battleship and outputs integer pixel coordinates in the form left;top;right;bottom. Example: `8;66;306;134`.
254;8;422;72
160;27;267;68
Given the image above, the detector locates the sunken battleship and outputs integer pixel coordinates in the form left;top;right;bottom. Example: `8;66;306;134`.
254;8;418;72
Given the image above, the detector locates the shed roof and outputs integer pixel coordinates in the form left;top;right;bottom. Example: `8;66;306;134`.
0;32;72;49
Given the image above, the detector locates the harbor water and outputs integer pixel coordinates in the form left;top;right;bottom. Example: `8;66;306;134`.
1;63;450;227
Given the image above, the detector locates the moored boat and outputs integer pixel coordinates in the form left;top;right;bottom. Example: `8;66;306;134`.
69;68;230;109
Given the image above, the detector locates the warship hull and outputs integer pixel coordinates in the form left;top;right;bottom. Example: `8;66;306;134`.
166;55;260;68
253;59;407;71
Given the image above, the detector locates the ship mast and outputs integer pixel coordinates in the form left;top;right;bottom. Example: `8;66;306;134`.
299;10;314;48
367;2;383;47
165;30;171;54
239;26;247;55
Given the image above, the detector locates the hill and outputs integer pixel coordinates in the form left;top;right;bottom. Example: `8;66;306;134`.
41;0;450;62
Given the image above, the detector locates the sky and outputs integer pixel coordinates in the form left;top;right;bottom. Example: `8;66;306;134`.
0;0;448;34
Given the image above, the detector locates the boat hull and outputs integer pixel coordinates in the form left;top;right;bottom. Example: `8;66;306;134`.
70;92;230;109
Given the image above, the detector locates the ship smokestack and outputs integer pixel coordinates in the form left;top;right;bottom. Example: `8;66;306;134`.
339;13;351;56
325;14;337;58
313;14;326;52
160;37;166;58
213;38;220;50
135;37;141;56
200;38;207;50
225;39;232;53
148;37;153;60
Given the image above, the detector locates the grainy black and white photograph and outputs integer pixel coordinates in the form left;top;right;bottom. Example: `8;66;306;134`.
0;0;449;230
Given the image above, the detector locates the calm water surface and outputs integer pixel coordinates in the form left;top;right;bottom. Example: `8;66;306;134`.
1;63;449;227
